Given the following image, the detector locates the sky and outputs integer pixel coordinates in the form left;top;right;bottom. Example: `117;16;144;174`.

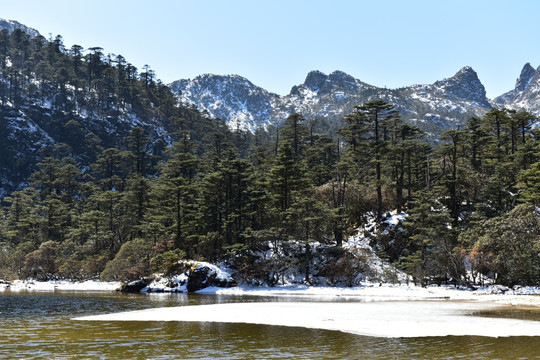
2;0;540;99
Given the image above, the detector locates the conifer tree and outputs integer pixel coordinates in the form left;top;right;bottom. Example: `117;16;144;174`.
286;191;332;283
280;113;309;157
353;100;394;222
518;161;540;206
400;191;455;286
267;142;305;213
437;129;468;224
153;127;199;253
389;118;424;213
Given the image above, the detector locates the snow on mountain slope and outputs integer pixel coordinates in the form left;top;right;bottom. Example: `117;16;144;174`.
171;67;493;136
170;74;281;131
431;66;490;107
0;19;40;38
493;63;540;115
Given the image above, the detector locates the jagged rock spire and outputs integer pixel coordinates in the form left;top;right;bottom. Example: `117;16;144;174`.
433;66;489;106
515;63;536;92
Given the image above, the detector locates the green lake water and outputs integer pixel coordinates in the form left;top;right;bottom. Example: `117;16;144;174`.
1;291;540;359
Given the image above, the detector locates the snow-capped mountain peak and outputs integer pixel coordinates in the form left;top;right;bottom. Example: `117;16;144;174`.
290;70;373;97
170;74;280;131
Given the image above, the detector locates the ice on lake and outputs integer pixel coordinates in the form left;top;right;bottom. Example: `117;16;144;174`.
74;300;540;338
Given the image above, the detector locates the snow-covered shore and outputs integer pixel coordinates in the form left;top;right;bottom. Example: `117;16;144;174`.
0;279;121;292
197;283;540;308
4;278;540;307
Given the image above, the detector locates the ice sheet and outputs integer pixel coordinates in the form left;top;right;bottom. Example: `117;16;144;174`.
74;300;540;338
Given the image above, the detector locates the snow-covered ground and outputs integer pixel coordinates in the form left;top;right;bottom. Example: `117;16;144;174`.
4;276;540;304
199;282;540;307
4;277;540;305
0;279;120;292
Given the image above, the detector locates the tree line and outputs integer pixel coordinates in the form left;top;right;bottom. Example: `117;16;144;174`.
1;29;540;286
1;100;539;286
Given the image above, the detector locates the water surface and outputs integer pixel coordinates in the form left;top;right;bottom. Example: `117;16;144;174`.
2;291;540;359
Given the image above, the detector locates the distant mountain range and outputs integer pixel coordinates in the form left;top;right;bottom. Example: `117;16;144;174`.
3;17;538;138
171;64;540;136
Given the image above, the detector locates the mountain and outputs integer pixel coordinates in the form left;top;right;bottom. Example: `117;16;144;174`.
0;20;225;198
171;66;493;136
1;17;537;198
494;63;540;113
171;74;281;131
0;19;40;37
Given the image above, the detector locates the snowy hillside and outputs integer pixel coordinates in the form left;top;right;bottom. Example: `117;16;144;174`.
171;74;281;130
0;19;40;38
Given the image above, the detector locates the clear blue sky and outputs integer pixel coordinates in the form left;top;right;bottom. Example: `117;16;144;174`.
2;0;540;99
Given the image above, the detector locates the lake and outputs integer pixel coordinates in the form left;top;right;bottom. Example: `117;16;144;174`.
2;290;540;359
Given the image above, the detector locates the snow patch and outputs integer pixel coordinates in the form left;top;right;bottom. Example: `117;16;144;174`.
2;280;121;292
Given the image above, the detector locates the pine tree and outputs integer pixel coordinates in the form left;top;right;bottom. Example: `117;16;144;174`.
351;100;394;222
304;134;337;187
280;113;309;157
153;130;199;253
518;161;540;206
286;192;332;284
389;118;424;213
127;126;151;175
267;142;305;213
437;129;468;224
400;191;455;286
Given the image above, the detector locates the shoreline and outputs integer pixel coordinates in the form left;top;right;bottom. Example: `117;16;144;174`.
0;279;121;292
197;283;540;307
3;279;540;307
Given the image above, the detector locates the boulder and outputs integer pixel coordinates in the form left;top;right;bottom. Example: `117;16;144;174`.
118;278;150;292
186;263;236;292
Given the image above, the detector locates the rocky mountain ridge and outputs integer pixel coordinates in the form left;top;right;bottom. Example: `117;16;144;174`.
494;63;540;113
171;64;540;136
171;66;494;136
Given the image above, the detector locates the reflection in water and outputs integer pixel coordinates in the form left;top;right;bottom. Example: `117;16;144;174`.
1;291;540;359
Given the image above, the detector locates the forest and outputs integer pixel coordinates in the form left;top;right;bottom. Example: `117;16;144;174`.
1;28;540;287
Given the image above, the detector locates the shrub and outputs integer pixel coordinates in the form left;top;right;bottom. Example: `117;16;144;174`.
150;249;186;275
460;204;540;286
7;241;36;276
320;247;370;287
81;253;110;279
22;241;58;280
100;238;152;281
